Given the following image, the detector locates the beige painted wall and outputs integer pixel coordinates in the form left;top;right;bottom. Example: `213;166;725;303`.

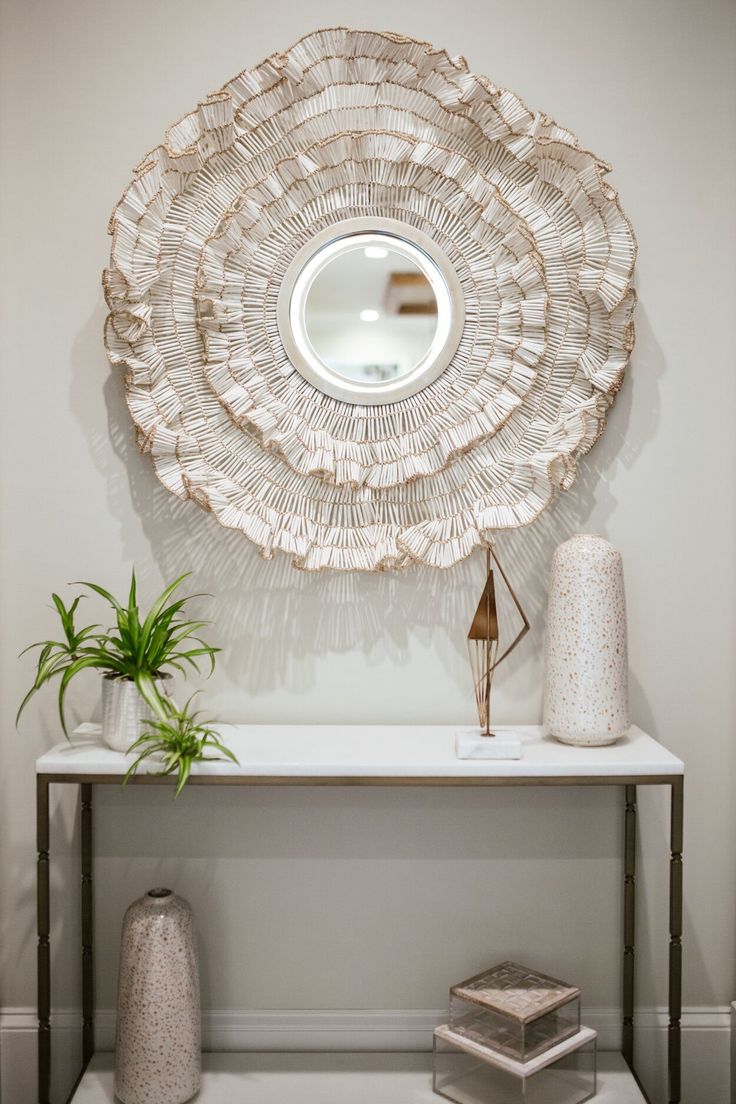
1;0;734;1082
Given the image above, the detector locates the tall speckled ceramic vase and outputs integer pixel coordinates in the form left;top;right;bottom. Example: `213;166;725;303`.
543;534;629;746
114;889;201;1104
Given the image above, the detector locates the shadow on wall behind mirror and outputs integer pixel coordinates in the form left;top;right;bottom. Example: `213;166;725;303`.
70;296;663;712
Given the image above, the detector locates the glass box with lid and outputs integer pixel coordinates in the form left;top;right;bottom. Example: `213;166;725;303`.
449;962;581;1063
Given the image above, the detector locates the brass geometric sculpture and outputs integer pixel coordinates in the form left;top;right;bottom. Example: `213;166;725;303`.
467;547;530;736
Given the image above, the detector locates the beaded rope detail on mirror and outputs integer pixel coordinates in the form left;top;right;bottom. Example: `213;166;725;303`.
104;28;636;571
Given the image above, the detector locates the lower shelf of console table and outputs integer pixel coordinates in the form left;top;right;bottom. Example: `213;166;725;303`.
35;723;684;1104
73;1051;647;1103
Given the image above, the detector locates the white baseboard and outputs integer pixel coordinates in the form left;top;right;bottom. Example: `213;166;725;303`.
0;1006;730;1104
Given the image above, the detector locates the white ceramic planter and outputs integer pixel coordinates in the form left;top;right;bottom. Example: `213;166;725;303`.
115;889;201;1104
543;534;629;747
101;675;166;752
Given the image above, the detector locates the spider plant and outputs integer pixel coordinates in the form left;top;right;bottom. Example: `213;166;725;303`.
16;594;101;732
124;695;238;797
17;570;219;737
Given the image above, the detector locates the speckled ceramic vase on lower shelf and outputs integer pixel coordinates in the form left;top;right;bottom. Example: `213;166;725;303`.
114;889;201;1104
543;534;630;747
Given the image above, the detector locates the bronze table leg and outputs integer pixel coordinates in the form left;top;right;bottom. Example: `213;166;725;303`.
623;783;637;1070
669;777;684;1104
81;783;94;1065
37;775;50;1104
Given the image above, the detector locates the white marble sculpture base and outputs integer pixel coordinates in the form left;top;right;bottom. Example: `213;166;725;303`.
455;729;522;760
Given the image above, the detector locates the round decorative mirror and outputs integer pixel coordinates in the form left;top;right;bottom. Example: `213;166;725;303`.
278;219;465;404
104;28;636;571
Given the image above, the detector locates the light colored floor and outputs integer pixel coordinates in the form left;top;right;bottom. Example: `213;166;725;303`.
73;1052;647;1102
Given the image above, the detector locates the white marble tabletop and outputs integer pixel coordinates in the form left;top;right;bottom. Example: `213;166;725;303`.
36;724;683;780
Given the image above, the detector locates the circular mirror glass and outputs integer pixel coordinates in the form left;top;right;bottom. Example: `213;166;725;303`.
278;222;464;405
303;235;440;384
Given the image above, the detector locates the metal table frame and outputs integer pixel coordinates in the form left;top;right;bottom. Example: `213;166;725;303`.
36;770;683;1104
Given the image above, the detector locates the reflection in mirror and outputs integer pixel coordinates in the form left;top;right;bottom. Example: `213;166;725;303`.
279;222;464;405
303;236;440;384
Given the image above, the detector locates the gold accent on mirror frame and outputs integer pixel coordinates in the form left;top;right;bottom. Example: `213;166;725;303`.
103;28;636;571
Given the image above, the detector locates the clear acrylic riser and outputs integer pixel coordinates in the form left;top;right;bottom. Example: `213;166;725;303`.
433;1030;596;1104
449;994;581;1062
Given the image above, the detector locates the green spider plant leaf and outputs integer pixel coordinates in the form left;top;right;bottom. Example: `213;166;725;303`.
138;574;191;644
127;569;137;613
75;580;124;613
51;594;81;644
19;639;64;658
16;683;41;727
134;671;168;719
57;654;115;737
175;756;192;798
208;741;240;764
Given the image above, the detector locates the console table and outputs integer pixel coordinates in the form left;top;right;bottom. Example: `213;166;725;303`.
36;724;684;1104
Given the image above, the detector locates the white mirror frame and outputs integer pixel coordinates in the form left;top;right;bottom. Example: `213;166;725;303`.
278;218;465;405
104;28;636;571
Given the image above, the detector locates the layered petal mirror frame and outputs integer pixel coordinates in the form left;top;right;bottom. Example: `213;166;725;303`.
104;28;636;571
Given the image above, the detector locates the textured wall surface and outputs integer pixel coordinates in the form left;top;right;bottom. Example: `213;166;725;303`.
0;0;734;1096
